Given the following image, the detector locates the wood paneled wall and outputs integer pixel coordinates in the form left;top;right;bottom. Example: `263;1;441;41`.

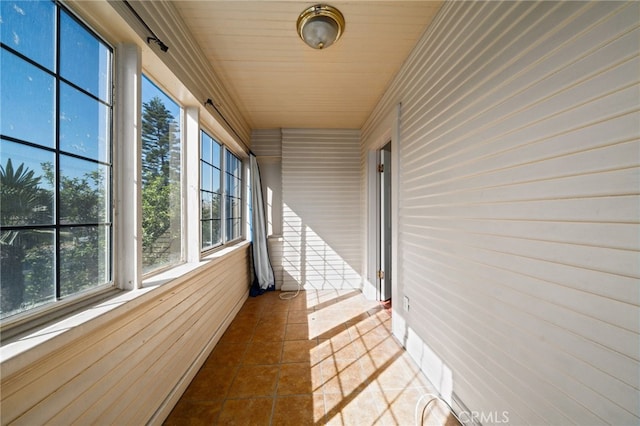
107;0;251;149
1;246;250;425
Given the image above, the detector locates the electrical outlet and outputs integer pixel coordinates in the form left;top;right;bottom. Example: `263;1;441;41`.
403;296;410;311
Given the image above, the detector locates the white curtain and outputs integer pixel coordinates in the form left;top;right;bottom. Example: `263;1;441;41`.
250;154;275;290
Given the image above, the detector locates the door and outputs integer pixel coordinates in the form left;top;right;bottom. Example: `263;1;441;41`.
378;141;392;301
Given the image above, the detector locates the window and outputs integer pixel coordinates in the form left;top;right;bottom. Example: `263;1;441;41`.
0;0;112;319
141;75;182;274
225;150;242;242
200;131;222;250
199;131;243;252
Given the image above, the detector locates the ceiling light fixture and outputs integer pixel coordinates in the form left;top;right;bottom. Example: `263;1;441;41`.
297;4;345;50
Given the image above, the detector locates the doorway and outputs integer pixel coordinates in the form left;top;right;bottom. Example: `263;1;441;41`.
377;141;392;302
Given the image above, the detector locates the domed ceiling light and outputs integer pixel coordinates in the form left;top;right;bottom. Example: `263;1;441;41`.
296;4;345;50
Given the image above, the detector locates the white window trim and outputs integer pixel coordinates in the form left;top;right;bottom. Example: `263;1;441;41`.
114;42;142;291
185;107;201;264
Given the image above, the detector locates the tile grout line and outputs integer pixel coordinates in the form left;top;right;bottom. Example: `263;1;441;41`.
270;301;288;426
165;290;445;425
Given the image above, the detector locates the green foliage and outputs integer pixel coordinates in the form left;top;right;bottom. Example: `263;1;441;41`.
0;159;52;226
59;226;106;297
22;239;55;308
0;95;181;316
141;96;181;271
1;159;54;314
0;159;108;317
60;170;105;224
142;174;171;268
1;159;40;223
142;96;180;185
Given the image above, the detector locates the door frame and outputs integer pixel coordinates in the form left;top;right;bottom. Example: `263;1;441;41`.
377;141;392;301
365;104;400;304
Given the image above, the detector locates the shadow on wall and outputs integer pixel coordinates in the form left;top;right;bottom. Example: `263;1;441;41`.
282;203;361;291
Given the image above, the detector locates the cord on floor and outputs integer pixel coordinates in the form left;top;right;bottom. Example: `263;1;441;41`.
415;393;463;426
279;282;301;300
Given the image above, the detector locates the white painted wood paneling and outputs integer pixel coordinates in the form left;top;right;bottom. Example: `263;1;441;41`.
362;1;639;424
108;1;251;148
267;236;284;290
281;129;362;291
0;246;250;425
251;129;282;158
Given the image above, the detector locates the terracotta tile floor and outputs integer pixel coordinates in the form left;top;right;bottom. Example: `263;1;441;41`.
164;290;459;426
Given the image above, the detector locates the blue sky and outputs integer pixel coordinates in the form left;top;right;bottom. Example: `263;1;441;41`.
1;1;180;188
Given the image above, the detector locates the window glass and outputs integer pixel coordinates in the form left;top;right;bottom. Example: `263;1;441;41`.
211;169;221;193
0;1;112;319
200;163;212;192
59;155;109;224
1;0;55;70
60;9;111;102
59;82;110;162
59;225;110;297
201;218;212;248
200;130;221;250
224;150;242;242
0;228;57;313
141;75;182;273
0;50;55;148
200;135;211;164
0;139;54;226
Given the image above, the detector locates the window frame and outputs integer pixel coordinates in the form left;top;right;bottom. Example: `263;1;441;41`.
199;129;223;251
223;147;243;244
139;73;185;277
199;129;245;255
0;0;115;324
0;1;250;335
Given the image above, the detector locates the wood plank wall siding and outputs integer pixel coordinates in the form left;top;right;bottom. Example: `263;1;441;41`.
251;129;283;158
0;246;250;425
281;129;363;292
361;1;639;424
107;0;251;147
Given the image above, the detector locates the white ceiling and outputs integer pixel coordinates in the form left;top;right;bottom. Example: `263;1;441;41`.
174;1;442;129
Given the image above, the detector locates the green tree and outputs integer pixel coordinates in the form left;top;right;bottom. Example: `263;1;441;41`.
142;174;171;265
1;158;109;318
0;159;50;225
141;96;180;270
0;159;53;314
42;162;108;296
142;96;180;184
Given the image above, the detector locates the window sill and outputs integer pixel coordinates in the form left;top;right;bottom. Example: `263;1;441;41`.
143;240;248;288
0;240;249;374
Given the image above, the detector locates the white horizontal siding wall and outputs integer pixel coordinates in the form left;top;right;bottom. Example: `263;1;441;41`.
251;129;282;158
362;1;639;425
0;246;250;425
282;129;362;291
